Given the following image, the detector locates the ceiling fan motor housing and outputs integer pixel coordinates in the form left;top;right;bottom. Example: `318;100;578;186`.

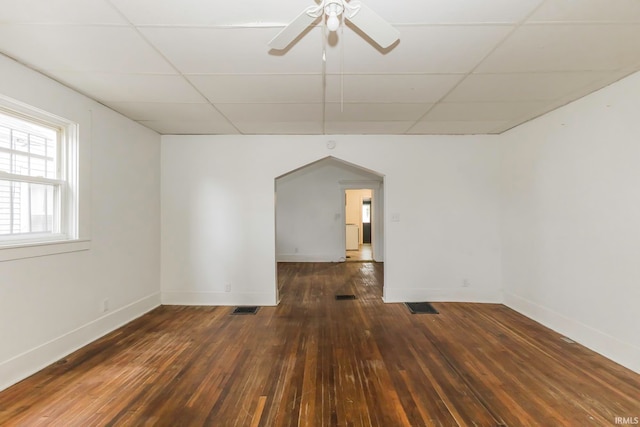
324;0;345;17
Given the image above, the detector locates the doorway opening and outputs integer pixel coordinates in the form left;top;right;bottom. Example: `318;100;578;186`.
345;189;373;262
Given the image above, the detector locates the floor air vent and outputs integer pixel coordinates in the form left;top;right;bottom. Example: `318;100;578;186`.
335;294;357;300
231;306;259;315
405;302;439;314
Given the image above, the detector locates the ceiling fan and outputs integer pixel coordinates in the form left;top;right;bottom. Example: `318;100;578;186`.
268;0;400;50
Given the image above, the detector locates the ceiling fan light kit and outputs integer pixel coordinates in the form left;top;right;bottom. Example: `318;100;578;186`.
268;0;400;50
324;1;344;32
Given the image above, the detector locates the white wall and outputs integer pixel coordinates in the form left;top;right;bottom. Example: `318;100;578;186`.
501;72;640;373
276;159;379;262
161;135;503;306
0;54;161;391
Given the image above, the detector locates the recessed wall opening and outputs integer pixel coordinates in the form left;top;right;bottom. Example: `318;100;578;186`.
274;156;385;302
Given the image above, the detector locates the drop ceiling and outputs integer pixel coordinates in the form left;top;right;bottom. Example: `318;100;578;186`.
1;0;639;135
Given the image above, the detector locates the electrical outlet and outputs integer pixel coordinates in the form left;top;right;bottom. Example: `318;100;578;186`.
101;299;109;313
224;283;232;293
462;279;470;288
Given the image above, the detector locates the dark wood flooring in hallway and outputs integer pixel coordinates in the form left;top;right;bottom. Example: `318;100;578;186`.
346;244;374;262
0;262;638;426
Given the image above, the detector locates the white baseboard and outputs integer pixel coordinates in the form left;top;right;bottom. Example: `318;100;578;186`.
0;293;161;392
504;292;640;374
276;253;342;262
383;287;503;304
161;291;277;306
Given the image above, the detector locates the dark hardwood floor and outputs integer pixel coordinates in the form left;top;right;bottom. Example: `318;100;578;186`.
1;262;638;426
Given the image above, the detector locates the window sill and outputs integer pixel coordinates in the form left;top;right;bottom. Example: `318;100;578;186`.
0;239;91;262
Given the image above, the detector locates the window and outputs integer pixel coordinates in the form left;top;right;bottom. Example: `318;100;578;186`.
0;99;78;247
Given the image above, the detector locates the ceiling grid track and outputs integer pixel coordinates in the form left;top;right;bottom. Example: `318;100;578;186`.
405;0;550;134
104;0;243;134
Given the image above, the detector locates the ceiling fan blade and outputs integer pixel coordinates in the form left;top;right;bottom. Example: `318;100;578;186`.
268;8;319;50
346;2;400;49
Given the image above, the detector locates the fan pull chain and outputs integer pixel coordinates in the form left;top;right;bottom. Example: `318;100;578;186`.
321;20;327;134
340;16;344;113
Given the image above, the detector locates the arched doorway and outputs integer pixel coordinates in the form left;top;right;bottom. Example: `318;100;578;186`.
274;156;385;302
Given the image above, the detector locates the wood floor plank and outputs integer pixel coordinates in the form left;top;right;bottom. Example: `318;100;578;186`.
1;262;639;426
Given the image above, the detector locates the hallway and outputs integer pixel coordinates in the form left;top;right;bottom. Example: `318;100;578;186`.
346;243;373;262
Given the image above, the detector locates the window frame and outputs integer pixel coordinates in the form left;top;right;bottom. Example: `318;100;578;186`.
0;95;79;249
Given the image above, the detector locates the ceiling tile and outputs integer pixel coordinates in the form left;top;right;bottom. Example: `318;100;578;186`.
325;74;463;103
187;75;323;103
477;24;640;73
138;120;239;135
445;72;612;102
323;25;513;74
0;0;126;24
408;121;509;134
109;0;302;26
424;101;547;122
235;121;323;134
215;104;322;122
104;102;228;122
0;0;638;136
528;0;640;23
47;72;206;103
325;103;431;121
325;121;414;134
360;0;544;24
140;27;324;74
0;25;174;73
